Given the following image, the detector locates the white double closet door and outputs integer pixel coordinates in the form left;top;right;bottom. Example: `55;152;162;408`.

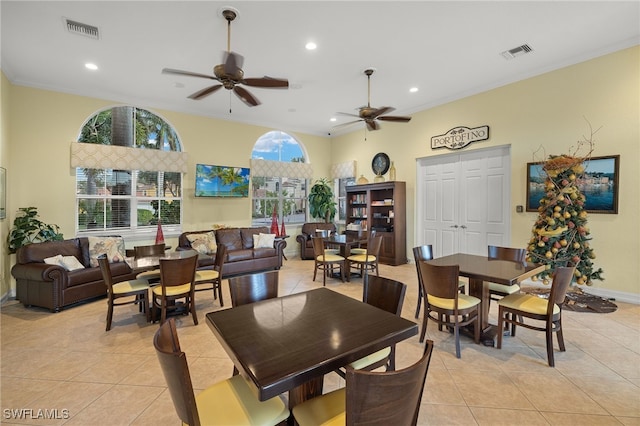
416;145;511;258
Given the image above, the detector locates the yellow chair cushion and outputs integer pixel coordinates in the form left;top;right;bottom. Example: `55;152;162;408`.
498;293;560;315
195;270;219;282
317;254;345;262
350;248;367;255
348;347;391;370
152;283;192;297
292;387;345;426
195;374;289;426
112;279;149;294
347;254;376;263
136;269;161;281
427;293;480;310
489;282;520;295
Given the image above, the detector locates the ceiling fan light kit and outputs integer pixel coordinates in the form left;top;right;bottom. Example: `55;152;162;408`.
161;7;288;109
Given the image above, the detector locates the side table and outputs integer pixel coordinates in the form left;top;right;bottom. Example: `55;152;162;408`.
275;235;290;260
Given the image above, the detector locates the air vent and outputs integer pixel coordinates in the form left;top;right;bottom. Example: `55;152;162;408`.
65;18;99;40
500;44;533;60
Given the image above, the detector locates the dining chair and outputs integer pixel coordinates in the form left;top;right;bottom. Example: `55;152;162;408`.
349;229;376;255
487;245;527;302
312;236;345;285
229;270;279;308
316;229;339;255
194;244;227;306
347;234;382;281
97;255;150;331
336;275;406;378
133;243;166;284
154;318;290;426
151;252;199;325
413;245;467;320
497;265;576;367
293;339;434;426
419;261;480;358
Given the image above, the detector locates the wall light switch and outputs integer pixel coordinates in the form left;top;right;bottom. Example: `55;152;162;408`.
516;205;524;213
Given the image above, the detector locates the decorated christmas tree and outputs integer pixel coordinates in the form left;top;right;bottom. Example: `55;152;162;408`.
527;133;604;285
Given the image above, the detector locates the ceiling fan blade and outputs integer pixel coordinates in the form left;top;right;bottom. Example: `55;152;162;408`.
337;112;362;118
378;115;412;123
243;76;289;88
332;119;364;129
233;86;261;106
223;51;244;74
162;68;217;80
366;120;380;131
371;106;396;118
188;84;223;100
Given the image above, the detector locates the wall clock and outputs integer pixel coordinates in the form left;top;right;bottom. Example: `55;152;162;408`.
371;152;390;176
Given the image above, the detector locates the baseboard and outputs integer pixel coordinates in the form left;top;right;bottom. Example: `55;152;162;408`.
520;278;640;305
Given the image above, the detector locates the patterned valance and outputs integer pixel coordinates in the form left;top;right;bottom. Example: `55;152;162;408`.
331;160;357;179
250;158;313;179
70;142;188;173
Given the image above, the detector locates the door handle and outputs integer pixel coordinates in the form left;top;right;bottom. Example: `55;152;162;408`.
460;225;467;229
450;225;459;228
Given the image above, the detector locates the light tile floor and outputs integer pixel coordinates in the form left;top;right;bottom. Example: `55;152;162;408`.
1;259;639;425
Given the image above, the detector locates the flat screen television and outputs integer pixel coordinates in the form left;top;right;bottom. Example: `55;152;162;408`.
195;164;250;198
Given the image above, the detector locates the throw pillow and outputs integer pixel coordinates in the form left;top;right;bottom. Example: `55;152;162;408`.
186;231;217;254
253;233;276;249
44;255;63;265
88;236;126;267
60;256;85;271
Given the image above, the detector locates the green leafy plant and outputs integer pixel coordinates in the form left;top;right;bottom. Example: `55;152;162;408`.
7;207;64;254
308;178;337;223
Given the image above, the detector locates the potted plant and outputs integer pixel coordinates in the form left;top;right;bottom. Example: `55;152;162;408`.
308;178;337;223
7;207;64;254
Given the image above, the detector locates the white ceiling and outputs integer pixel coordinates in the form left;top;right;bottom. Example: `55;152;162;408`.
2;1;639;137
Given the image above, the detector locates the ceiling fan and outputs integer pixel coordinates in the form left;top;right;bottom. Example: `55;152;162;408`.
335;68;412;131
162;7;288;108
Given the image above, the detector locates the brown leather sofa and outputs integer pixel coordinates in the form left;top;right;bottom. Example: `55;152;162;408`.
177;227;285;276
296;222;337;260
11;238;137;312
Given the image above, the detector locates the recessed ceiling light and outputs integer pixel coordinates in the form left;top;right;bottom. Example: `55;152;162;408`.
409;87;419;93
330;117;337;122
85;63;98;70
305;41;317;50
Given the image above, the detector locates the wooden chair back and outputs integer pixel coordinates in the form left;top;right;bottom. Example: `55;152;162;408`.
97;254;115;297
134;243;166;259
213;243;227;275
419;261;460;300
344;340;434;426
311;236;327;259
363;275;406;316
159;254;198;294
366;234;383;257
154;318;200;426
229;270;279;307
413;245;434;285
548;266;576;314
487;245;526;263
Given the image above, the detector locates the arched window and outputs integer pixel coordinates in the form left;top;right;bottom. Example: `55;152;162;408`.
74;106;184;235
250;131;311;226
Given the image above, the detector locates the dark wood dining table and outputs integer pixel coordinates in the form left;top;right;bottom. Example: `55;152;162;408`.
124;249;209;272
205;287;418;408
322;234;368;281
426;253;546;345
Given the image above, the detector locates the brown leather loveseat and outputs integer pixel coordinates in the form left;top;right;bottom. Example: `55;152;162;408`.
177;227;285;276
296;222;337;260
11;238;137;312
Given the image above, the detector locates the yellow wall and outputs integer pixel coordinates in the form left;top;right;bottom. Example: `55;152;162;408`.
0;72;10;299
331;46;639;297
2;46;638;299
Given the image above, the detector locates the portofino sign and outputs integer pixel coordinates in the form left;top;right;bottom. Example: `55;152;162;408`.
431;125;490;150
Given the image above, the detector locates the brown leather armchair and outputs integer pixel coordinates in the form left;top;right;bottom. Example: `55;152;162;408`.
296;223;337;260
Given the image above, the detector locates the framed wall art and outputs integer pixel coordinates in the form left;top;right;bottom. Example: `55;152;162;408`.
195;164;250;198
526;155;619;214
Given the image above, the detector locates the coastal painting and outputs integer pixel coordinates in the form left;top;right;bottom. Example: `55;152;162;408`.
526;155;619;214
195;164;250;198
